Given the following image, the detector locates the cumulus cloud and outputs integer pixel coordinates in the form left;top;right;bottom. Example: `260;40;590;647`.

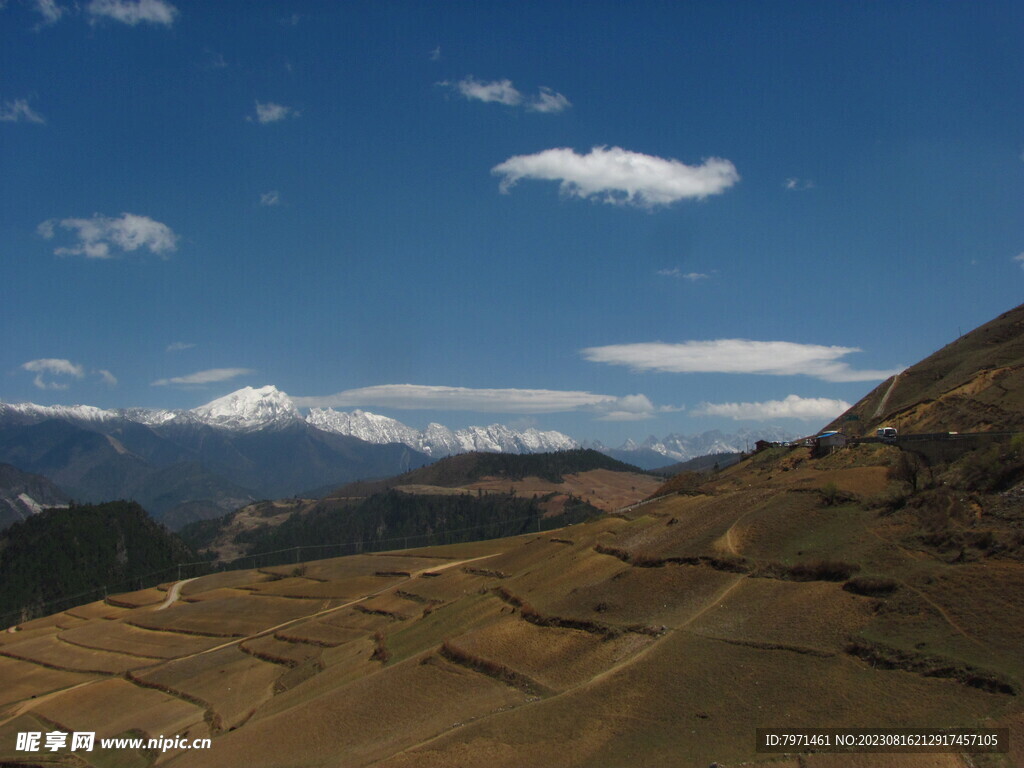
693;394;851;422
442;77;571;113
492;146;739;207
656;268;709;281
151;368;255;387
260;190;281;207
86;0;177;25
0;99;45;124
21;358;85;390
249;101;298;124
38;213;178;258
292;383;674;420
784;177;814;191
166;341;195;352
581;339;902;383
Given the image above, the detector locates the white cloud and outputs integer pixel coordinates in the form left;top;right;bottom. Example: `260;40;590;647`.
784;177;814;191
1014;253;1024;269
429;46;441;62
166;341;195;352
151;368;255;387
87;0;177;26
442;77;571;113
528;86;571;114
292;383;674;420
21;358;85;390
250;101;298;124
693;394;851;422
0;99;45;124
454;77;522;106
38;213;178;259
493;146;739;207
32;0;64;24
260;190;281;207
97;369;118;386
656;268;709;281
581;339;902;383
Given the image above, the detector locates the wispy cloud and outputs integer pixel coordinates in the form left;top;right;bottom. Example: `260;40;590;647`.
292;383;676;421
38;213;178;259
165;342;195;353
249;101;299;124
493;146;739;207
97;369;118;386
784;177;814;191
152;368;255;387
260;190;281;207
87;0;177;26
429;46;441;62
32;0;64;25
0;99;46;124
582;339;902;383
693;394;851;422
656;268;709;281
21;358;85;390
451;77;523;106
1014;253;1024;270
441;77;572;113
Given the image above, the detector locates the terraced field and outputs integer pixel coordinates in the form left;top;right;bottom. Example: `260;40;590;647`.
1;451;1022;767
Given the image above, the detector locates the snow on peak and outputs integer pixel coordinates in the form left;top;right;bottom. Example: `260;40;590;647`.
191;385;301;431
306;408;579;457
0;401;120;425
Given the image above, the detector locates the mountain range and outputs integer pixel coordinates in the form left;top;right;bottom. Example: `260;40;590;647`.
0;386;794;527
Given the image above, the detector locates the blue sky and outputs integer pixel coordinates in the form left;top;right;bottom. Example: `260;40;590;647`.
3;0;1022;445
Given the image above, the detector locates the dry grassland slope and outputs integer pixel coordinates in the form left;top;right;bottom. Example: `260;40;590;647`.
1;436;1021;767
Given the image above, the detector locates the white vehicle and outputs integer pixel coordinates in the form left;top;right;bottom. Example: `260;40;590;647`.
876;427;898;443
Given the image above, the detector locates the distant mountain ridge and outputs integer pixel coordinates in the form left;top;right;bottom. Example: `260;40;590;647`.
0;387;429;529
0;463;70;531
0;385;795;523
307;407;578;457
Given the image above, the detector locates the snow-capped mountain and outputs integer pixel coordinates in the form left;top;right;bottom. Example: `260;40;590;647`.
636;427;796;463
190;385;302;431
307;407;579;457
307;408;422;447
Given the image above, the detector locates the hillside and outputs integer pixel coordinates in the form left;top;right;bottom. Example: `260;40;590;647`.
0;501;194;623
2;435;1021;766
328;449;651;496
2;309;1023;766
827;302;1024;436
181;450;660;561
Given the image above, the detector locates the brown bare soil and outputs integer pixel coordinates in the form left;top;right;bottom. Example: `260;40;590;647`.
0;632;158;674
30;677;205;740
131;645;283;730
462;468;663;512
128;595;330;637
57;620;225;659
104;586;168;608
0;656;91;711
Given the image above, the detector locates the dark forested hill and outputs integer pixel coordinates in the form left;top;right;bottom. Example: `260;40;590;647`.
0;500;194;622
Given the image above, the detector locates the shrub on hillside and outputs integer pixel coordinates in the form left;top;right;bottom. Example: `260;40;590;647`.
842;576;899;597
